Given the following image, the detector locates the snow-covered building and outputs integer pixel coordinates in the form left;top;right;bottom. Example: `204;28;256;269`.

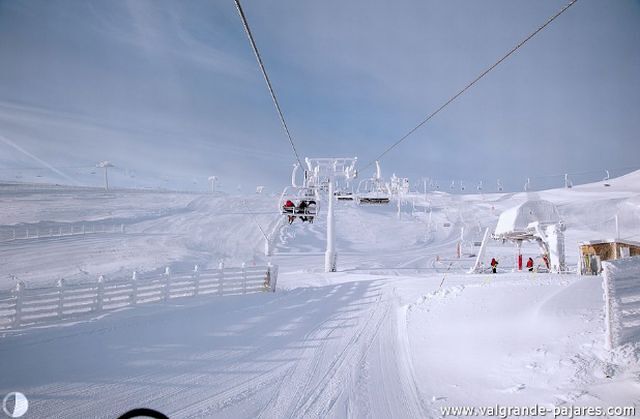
493;200;566;273
494;200;560;239
578;238;640;275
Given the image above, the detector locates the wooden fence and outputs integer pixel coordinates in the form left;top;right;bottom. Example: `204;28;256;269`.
602;257;640;349
0;264;278;330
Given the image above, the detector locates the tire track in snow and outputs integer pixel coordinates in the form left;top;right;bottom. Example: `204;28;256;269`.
291;297;388;418
255;284;378;418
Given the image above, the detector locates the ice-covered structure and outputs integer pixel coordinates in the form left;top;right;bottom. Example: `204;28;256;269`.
494;200;560;238
493;200;566;273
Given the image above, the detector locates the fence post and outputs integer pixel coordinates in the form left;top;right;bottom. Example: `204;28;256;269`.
13;281;25;328
264;263;271;291
241;263;247;295
131;271;138;306
218;262;224;296
164;266;171;302
25;227;29;239
269;263;279;292
121;224;125;233
96;275;105;312
193;265;200;296
82;224;86;235
602;263;616;350
57;278;65;319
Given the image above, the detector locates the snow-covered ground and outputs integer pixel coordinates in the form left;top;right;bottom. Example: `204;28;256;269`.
0;172;639;418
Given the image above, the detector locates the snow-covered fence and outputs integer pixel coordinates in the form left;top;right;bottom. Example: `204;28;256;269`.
0;264;278;329
0;221;126;242
602;257;640;349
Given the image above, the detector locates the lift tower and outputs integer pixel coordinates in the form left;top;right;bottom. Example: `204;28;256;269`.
304;157;358;272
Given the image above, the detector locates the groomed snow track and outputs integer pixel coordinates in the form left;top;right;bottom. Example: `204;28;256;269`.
0;278;430;418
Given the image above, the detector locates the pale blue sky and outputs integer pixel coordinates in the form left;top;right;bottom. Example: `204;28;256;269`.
0;0;638;192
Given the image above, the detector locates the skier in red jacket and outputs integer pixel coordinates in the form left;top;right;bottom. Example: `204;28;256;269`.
490;258;498;274
526;257;534;272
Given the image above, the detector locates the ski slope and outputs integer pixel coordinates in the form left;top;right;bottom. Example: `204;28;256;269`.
0;172;639;418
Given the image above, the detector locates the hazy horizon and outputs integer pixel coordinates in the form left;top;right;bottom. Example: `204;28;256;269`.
0;0;638;193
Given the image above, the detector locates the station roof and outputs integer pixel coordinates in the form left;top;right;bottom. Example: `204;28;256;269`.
579;238;640;248
494;200;560;238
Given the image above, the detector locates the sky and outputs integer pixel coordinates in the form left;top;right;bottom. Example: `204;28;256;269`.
0;0;638;193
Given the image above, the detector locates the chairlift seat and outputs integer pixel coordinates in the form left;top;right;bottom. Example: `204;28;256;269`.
358;196;390;204
279;186;320;218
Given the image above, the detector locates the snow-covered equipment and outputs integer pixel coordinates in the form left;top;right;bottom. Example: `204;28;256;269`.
335;190;354;201
96;161;114;191
279;163;321;219
334;179;355;201
564;173;573;189
335;189;354;201
602;257;640;349
208;176;218;193
493;200;567;273
388;174;410;196
469;228;491;273
356;161;391;204
279;186;320;219
304;157;358;272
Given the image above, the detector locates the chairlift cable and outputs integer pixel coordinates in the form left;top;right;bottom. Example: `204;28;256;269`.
233;0;304;168
361;0;579;172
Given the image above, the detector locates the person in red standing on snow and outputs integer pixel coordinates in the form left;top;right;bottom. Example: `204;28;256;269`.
526;257;534;272
490;257;499;274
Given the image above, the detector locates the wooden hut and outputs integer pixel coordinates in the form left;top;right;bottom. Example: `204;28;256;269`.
578;238;640;275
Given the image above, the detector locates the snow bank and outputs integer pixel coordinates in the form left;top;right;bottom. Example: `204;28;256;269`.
602;257;640;349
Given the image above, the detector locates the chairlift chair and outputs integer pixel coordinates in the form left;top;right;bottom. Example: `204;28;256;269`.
355;161;391;204
356;178;391;204
335;190;354;201
334;184;355;201
279;186;320;220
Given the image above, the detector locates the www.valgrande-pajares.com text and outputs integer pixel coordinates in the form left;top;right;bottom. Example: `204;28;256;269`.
440;404;636;418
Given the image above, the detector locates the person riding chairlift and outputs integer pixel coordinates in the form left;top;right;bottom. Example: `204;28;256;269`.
305;200;316;224
297;200;309;222
283;199;295;224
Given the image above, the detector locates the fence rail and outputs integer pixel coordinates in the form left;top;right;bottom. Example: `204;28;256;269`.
0;222;126;242
0;264;278;330
602;257;640;349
